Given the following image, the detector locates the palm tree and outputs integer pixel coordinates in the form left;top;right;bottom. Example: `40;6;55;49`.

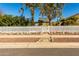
25;3;40;26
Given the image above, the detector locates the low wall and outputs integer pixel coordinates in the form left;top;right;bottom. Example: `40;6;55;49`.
0;26;79;33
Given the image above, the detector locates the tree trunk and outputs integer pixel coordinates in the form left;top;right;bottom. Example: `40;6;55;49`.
49;19;51;26
31;7;34;26
31;16;34;26
48;16;51;26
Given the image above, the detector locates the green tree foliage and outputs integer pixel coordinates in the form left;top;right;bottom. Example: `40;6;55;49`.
42;3;64;25
58;16;79;26
0;15;29;26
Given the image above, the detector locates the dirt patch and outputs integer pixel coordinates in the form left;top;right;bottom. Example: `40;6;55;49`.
54;38;79;42
0;38;40;42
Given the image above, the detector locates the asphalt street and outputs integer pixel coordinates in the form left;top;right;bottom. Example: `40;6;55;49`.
0;48;79;56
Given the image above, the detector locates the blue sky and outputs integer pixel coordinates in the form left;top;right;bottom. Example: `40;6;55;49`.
63;3;79;18
0;3;79;21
